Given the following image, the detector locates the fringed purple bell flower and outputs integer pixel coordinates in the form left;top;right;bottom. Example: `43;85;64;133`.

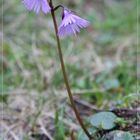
58;8;90;37
22;0;51;14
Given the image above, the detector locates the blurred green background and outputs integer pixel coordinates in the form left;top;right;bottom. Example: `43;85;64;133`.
0;0;139;139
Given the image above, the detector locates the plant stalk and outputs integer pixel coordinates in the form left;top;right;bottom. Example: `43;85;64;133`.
49;1;93;139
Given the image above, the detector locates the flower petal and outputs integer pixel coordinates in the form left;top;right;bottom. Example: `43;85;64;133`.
23;0;50;14
58;8;90;37
41;0;51;14
58;23;80;37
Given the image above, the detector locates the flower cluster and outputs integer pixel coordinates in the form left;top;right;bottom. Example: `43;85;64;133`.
22;0;90;37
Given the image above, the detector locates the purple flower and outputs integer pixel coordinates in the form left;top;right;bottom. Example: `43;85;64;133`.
58;9;90;37
22;0;51;14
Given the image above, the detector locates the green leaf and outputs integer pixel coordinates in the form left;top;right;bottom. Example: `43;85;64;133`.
90;112;117;130
77;130;89;140
114;132;134;140
102;130;135;140
77;128;97;140
54;107;65;140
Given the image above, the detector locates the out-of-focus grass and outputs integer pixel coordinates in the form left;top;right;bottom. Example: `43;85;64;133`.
0;0;139;139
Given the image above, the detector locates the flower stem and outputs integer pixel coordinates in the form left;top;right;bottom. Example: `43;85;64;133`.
53;5;64;11
49;1;93;139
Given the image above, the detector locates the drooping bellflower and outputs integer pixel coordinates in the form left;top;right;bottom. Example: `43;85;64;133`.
58;8;90;37
22;0;51;14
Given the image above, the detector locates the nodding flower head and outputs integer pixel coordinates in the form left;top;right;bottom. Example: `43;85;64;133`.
23;0;51;14
58;8;90;37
